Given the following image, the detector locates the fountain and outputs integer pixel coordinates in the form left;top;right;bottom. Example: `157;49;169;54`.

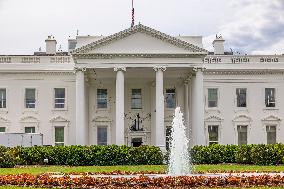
168;107;193;175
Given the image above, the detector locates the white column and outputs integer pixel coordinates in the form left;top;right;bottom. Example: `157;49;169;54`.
184;79;190;136
192;67;206;146
75;67;87;145
114;67;126;145
153;66;166;151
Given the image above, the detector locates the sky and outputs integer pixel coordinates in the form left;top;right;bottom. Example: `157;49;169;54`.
0;0;283;55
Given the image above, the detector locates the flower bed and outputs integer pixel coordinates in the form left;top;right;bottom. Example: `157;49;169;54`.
47;170;284;176
1;173;284;188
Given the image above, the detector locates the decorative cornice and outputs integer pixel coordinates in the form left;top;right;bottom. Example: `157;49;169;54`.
92;116;112;123
114;67;126;72
233;114;252;122
262;115;281;122
73;53;206;59
20;116;39;123
205;115;224;122
72;24;208;54
153;66;166;72
50;116;70;122
0;117;10;123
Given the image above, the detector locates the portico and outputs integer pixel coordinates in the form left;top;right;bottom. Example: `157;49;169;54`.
72;24;208;149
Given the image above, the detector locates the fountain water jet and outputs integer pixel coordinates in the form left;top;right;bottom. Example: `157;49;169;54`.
168;107;193;175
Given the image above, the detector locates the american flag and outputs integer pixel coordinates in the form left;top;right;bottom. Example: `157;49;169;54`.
131;0;135;28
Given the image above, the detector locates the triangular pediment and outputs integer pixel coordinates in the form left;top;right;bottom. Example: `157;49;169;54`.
72;24;207;55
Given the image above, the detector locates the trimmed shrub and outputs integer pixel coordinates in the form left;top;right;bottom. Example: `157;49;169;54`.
235;144;254;164
250;144;284;165
10;145;163;166
2;144;284;166
0;146;16;168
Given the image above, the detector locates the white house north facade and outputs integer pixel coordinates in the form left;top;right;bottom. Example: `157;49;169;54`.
0;24;284;150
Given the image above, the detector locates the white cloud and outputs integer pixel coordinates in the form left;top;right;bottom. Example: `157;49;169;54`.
204;0;284;54
0;0;282;55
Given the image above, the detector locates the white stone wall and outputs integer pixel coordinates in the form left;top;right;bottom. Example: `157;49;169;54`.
0;73;76;146
204;72;284;145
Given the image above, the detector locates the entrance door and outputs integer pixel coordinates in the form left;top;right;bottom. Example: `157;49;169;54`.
131;137;143;147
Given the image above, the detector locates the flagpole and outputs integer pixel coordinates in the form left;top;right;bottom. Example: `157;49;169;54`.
131;0;135;28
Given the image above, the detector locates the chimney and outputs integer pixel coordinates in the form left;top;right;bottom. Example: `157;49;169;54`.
213;35;225;55
45;35;57;55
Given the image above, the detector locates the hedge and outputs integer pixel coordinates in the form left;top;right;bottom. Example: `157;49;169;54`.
191;144;284;165
1;144;284;168
11;145;163;167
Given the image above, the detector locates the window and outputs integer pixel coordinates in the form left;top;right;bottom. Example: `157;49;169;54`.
97;126;107;146
237;125;247;145
131;89;142;109
0;127;5;133
0;89;6;109
265;88;275;107
165;126;172;151
208;88;218;108
165;88;176;109
54;88;65;109
25;88;36;108
208;125;218;145
266;125;276;144
97;89;108;109
55;127;64;146
25;127;35;133
236;88;247;107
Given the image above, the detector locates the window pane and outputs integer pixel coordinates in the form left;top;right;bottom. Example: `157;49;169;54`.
55;88;65;98
55;127;64;144
131;89;142;109
97;89;107;109
25;127;35;133
236;88;247;107
165;89;176;109
0;127;5;132
266;125;276;144
97;127;107;145
208;125;218;144
25;89;36;109
237;125;247;145
54;88;65;108
0;89;6;109
208;88;218;107
55;99;65;104
55;103;65;109
265;88;275;107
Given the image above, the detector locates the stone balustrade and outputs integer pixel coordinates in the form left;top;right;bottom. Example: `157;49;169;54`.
0;56;72;64
204;55;284;64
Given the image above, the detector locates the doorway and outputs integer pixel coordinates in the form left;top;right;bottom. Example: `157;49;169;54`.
131;137;143;147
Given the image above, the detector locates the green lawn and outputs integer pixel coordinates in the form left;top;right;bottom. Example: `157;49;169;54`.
0;164;284;175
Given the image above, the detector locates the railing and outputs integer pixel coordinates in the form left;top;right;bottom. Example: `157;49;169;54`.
0;56;72;64
204;55;283;64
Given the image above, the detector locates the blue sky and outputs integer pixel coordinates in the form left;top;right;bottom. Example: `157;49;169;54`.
0;0;283;55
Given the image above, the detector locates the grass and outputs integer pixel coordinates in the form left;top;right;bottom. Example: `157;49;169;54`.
0;164;284;175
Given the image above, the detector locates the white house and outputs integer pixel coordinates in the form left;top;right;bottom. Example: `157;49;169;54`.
0;24;283;150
